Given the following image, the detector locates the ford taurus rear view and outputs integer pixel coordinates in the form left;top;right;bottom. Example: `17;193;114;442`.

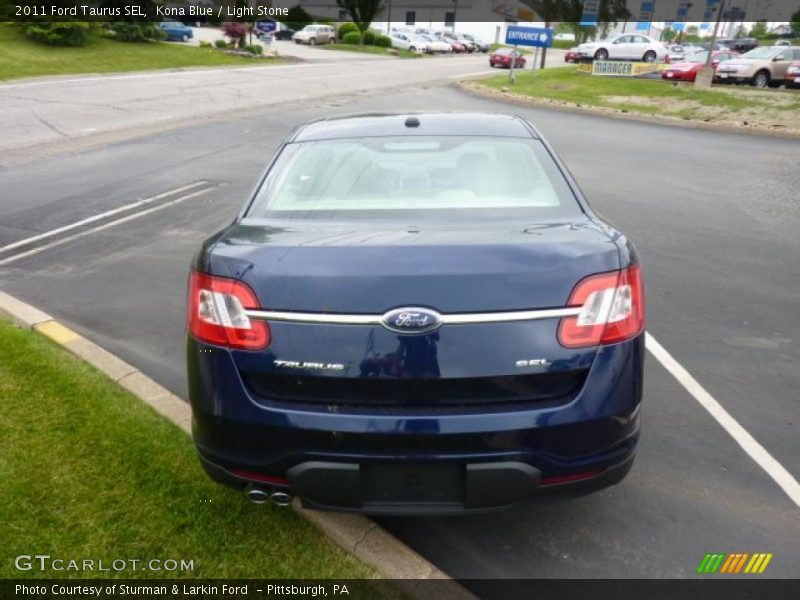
186;113;645;515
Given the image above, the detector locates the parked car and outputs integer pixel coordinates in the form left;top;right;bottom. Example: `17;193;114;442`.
564;46;582;63
717;38;759;53
436;33;467;53
158;21;193;42
700;40;731;51
419;34;452;54
783;60;800;88
187;112;645;514
714;46;800;87
463;34;490;53
273;27;296;41
390;32;426;54
661;50;739;82
775;39;792;47
292;24;336;45
577;34;666;62
489;47;526;69
665;44;704;63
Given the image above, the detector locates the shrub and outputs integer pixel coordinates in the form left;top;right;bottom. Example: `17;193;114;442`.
374;34;391;48
198;40;212;48
342;31;361;45
21;22;92;46
109;22;165;43
244;44;263;54
337;22;358;40
362;30;376;45
222;21;247;48
214;39;230;49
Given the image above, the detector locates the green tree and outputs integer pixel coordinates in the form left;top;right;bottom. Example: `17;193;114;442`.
749;21;767;38
335;0;384;44
597;0;630;38
790;9;800;36
283;5;313;32
559;0;599;43
661;28;677;42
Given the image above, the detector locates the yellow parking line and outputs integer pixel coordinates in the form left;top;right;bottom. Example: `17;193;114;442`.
35;321;81;344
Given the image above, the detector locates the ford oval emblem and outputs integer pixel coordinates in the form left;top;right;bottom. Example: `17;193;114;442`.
381;307;443;335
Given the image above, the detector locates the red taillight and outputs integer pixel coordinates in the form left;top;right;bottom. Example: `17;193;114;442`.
229;469;288;485
540;468;605;486
187;270;270;350
557;265;644;348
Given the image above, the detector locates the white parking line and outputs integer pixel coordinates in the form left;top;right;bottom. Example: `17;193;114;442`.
0;181;209;256
0;185;217;266
646;332;800;508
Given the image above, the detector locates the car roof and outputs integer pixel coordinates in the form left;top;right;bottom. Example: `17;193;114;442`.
290;113;538;141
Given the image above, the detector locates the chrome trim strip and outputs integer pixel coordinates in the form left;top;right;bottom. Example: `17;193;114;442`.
244;307;582;325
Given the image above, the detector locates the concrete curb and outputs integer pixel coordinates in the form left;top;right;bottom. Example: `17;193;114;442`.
455;80;800;140
0;290;472;599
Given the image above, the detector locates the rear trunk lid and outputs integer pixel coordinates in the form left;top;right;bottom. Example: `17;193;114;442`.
206;219;620;409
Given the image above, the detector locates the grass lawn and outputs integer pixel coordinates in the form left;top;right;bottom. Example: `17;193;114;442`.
473;66;800;131
0;25;280;81
0;319;378;580
321;43;423;58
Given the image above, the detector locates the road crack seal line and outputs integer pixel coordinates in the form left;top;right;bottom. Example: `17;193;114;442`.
30;109;69;138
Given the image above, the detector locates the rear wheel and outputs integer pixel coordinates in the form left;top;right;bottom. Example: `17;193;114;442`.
329;37;335;44
310;38;316;46
643;50;656;63
594;48;608;61
752;70;769;88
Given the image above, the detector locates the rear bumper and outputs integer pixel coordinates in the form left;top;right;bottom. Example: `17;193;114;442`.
714;74;751;83
189;334;644;514
200;451;636;515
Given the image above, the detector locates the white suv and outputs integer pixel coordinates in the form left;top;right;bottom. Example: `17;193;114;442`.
292;25;336;46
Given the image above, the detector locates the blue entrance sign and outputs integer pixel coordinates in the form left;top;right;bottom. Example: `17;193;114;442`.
505;26;553;48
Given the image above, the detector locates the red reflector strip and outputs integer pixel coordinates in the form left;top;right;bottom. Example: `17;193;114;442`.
540;468;605;486
229;469;289;486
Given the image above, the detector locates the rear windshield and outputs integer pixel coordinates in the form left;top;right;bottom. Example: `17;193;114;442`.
245;136;583;223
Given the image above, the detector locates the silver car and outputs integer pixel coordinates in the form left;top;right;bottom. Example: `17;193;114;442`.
292;25;336;46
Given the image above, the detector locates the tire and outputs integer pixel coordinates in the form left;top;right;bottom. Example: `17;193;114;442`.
310;38;316;46
752;70;769;88
329;37;335;45
181;35;188;43
643;50;656;63
594;48;608;61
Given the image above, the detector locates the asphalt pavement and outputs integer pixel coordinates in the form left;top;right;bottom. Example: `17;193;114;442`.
0;69;798;581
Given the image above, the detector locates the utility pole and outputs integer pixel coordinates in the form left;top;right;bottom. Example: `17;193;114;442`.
705;0;725;68
695;0;725;87
386;0;392;34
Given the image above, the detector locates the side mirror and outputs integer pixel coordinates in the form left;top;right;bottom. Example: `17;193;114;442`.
773;56;784;62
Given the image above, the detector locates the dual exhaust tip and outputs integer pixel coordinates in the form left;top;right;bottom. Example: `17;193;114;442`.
245;484;293;507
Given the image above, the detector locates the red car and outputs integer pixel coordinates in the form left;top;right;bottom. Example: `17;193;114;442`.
661;50;738;82
489;47;526;69
565;47;581;63
449;41;468;53
785;61;800;89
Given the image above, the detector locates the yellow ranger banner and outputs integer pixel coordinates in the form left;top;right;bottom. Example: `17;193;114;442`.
590;61;661;77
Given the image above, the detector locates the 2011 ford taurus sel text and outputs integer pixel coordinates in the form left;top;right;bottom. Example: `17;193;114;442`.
186;113;645;515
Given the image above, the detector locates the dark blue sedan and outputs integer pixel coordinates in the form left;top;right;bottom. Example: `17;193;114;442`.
158;21;193;42
186;113;645;514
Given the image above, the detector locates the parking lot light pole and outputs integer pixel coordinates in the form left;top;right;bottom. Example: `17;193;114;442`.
509;45;518;84
695;0;725;88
